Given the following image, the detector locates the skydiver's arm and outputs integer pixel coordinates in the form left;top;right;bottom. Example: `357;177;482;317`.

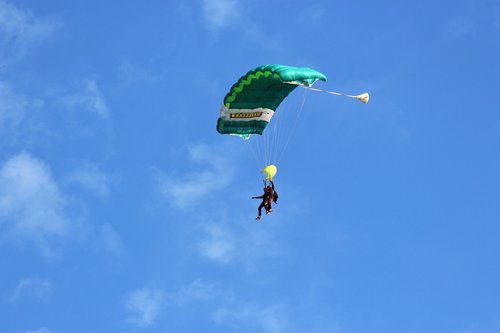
252;195;264;199
270;180;275;189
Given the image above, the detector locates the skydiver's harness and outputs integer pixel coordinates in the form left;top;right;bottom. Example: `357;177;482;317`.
262;180;279;204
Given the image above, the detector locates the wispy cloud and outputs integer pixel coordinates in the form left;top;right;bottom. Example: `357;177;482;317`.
213;302;290;333
154;143;236;210
298;3;326;26
0;0;59;63
0;81;26;137
96;223;125;256
0;81;43;143
171;279;217;306
197;219;283;269
198;224;236;264
59;80;110;120
66;163;111;199
0;153;70;257
156;142;284;267
1;77;112;150
118;60;159;88
124;280;296;332
124;280;219;328
125;287;165;327
198;0;286;52
24;329;56;333
440;1;500;40
170;280;292;333
9;278;52;304
1;78;113;152
201;0;241;31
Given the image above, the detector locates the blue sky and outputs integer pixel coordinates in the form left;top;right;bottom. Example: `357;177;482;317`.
1;0;499;332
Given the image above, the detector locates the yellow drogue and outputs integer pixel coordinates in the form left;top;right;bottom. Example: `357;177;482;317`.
262;165;277;181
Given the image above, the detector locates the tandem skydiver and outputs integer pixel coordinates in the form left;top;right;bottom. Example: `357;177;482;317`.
252;179;278;220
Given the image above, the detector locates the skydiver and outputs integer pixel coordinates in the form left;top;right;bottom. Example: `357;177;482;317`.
252;186;271;220
266;179;277;213
271;180;278;205
252;180;278;220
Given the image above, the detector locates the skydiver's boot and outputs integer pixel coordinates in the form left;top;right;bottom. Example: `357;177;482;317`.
256;216;261;220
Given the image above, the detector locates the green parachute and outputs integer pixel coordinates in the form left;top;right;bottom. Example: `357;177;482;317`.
217;64;327;139
216;64;368;183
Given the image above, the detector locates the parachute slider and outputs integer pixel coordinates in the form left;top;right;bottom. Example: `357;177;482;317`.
286;82;369;104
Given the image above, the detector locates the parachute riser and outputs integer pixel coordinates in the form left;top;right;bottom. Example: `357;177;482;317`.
285;82;370;104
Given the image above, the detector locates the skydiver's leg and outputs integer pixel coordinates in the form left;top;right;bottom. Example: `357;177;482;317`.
257;202;265;219
266;198;273;213
264;201;270;213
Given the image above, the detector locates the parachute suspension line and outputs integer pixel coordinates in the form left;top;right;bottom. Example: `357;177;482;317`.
243;134;262;173
292;84;370;104
265;122;272;166
253;121;265;168
250;117;270;170
269;104;282;166
274;94;289;164
264;98;285;168
260;123;268;167
267;111;277;166
253;115;265;167
276;88;310;166
245;119;268;174
272;108;282;165
273;99;289;165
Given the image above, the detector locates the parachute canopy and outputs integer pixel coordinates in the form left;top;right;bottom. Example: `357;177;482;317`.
217;64;327;139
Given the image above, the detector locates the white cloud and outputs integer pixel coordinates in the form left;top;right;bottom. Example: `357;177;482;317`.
1;78;111;148
59;80;110;120
202;0;241;31
118;60;159;87
0;0;59;62
300;4;326;26
198;224;235;264
155;143;235;209
124;281;295;332
66;163;110;198
124;281;218;328
198;0;285;51
197;220;283;270
96;223;125;256
172;279;217;306
0;153;70;257
125;287;165;327
0;81;43;139
9;278;52;304
213;302;290;333
0;81;46;148
24;329;56;333
440;1;500;40
0;81;25;130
